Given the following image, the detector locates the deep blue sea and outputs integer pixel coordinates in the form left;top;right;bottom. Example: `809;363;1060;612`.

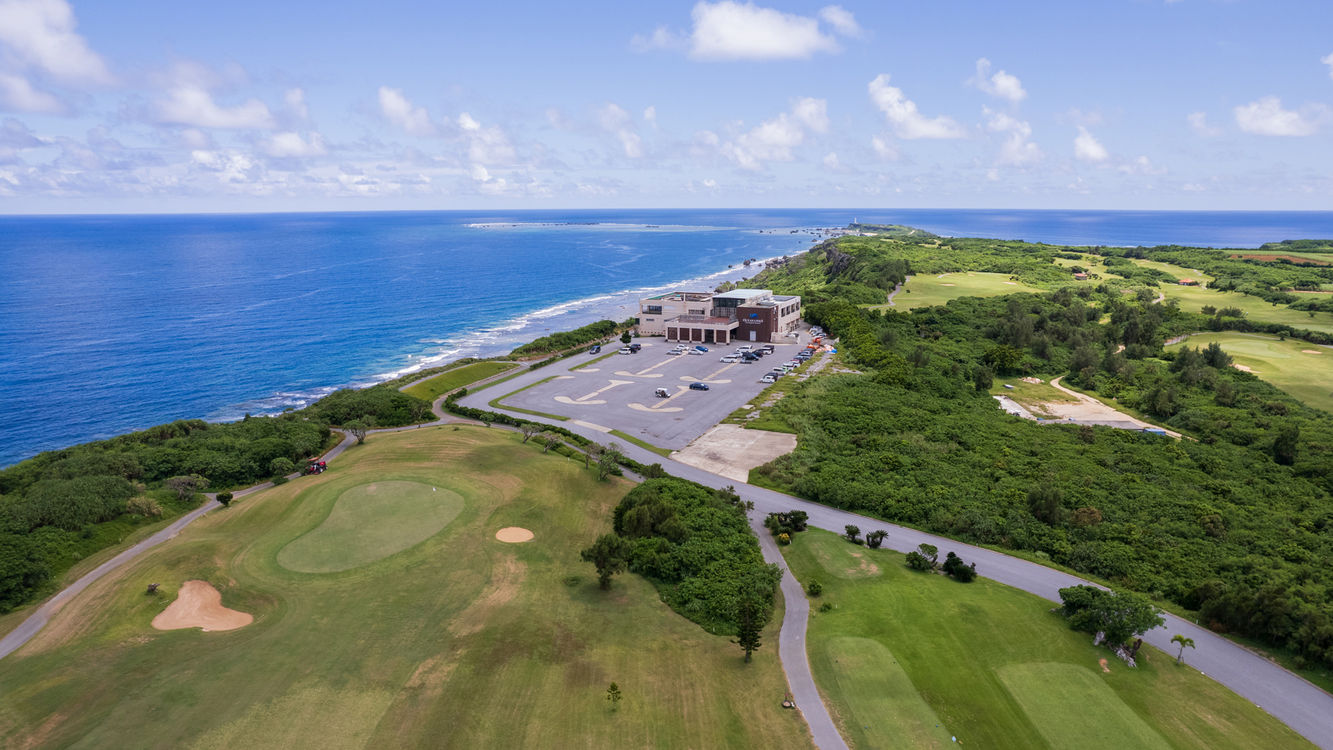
4;208;1333;468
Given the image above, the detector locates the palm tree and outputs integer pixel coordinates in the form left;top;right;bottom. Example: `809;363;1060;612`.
1171;633;1196;665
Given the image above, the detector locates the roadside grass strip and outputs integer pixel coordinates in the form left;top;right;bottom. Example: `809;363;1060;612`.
996;662;1171;750
277;481;464;573
403;361;518;401
824;637;954;749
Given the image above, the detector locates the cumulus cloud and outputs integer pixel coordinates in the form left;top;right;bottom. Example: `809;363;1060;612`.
457;112;515;164
265;131;326;158
1073;126;1109;162
0;0;112;84
868;74;965;139
870;135;898;160
157;85;274;130
720;98;827;170
636;2;860;61
970;58;1026;103
1234;96;1319;136
818;5;862;37
985;108;1040;166
598;103;643;158
0;71;63;113
378;87;435;136
1187;111;1222;137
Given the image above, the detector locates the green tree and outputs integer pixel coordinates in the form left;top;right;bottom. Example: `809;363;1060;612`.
1028;482;1063;525
620;331;633;345
595;443;623;480
1171;633;1196;664
581;533;630;589
941;551;977;582
1058;585;1164;647
733;590;764;662
1273;424;1300;466
606;682;622;710
865;529;887;549
843;524;861;544
269;457;294;477
164;475;209;501
345;418;372;445
215;491;234;507
973;366;993;392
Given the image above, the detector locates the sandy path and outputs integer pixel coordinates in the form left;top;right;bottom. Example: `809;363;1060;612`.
152;580;253;632
1046;377;1183;438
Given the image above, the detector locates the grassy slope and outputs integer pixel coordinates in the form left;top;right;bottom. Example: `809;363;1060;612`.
1151;281;1333;335
782;530;1310;750
0;427;808;750
403;361;518;401
881;272;1046;310
1167;332;1333;413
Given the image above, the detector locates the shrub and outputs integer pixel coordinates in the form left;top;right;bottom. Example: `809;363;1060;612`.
865;529;887;549
777;532;791;545
942;551;977;582
843;524;862;544
905;551;933;571
269;457;295;477
125;495;163;517
806;580;823;597
215;491;234;507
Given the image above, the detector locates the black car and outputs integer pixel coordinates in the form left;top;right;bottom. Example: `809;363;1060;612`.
629;343;642;352
688;382;710;391
589;345;601;354
741;352;760;361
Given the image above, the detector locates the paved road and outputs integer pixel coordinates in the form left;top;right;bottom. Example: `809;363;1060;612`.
462;385;1333;750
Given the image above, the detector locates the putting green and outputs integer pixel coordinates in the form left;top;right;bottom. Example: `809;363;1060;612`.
278;481;463;573
1167;332;1333;414
826;637;953;749
997;662;1171;750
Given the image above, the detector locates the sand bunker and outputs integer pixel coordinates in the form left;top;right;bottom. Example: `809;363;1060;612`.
151;580;252;632
939;283;956;287
1302;350;1323;355
1232;363;1256;373
495;527;534;543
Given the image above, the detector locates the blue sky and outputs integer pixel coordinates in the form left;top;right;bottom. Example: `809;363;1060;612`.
0;0;1330;212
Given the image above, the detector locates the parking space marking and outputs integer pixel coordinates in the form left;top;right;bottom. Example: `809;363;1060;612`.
614;357;675;378
681;362;739;383
628;385;692;413
554;378;632;406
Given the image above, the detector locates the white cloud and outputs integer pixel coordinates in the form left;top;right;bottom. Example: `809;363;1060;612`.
157;85;274;129
284;88;308;120
190;149;259;183
1187;111;1222;137
868;74;965;139
631;26;687;53
970;58;1026;103
1118;155;1165;175
822;151;840;169
265;131;326;158
457;112;515;164
0;71;63;113
870;135;898;160
818;5;861;37
457;112;480;131
1322;52;1333;80
0;0;112;84
1073;126;1109;162
689;1;840;60
598;103;643;158
378;87;435;136
985;108;1040;166
720;98;828;170
643;105;657;125
1234;96;1319;136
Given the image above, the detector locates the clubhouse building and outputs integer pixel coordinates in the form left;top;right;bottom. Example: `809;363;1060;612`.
637;288;802;345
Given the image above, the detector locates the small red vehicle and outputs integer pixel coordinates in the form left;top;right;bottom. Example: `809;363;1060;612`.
304;460;328;475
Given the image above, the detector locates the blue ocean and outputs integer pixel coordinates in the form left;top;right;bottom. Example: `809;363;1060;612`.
3;208;1333;467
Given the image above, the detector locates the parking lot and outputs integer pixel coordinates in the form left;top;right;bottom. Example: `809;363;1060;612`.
497;334;822;450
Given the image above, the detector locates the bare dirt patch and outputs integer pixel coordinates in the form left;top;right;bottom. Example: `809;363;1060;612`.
1232;363;1257;373
1302;350;1323;355
1020;377;1043;384
495;527;534;543
671;424;797;483
151;580;252;632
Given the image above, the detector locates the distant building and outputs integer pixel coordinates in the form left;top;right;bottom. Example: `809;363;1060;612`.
638;288;801;345
1073;272;1089;280
1179;278;1199;286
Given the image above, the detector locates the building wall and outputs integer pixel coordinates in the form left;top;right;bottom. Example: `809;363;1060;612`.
736;305;777;343
639;297;707;335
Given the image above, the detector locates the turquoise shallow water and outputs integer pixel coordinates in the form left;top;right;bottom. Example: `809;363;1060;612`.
3;207;1331;467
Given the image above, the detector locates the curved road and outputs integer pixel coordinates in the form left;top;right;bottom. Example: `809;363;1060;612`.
459;351;1333;749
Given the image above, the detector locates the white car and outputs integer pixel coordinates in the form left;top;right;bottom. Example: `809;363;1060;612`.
687;348;703;355
760;374;777;383
665;349;682;355
618;347;633;355
720;355;739;363
736;345;753;352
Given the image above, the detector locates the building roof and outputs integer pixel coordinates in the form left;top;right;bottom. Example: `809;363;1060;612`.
771;294;799;301
644;291;713;301
712;288;771;300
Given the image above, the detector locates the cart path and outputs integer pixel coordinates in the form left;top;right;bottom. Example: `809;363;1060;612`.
884;276;909;307
1048;376;1183;438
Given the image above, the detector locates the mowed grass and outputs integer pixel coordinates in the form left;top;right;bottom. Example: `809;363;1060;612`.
0;427;809;750
276;481;464;573
402;360;518;401
1167;332;1333;413
1154;282;1333;335
783;530;1311;750
888;272;1046;310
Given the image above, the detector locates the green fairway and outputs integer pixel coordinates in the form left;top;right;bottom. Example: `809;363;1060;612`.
888;272;1046;310
1166;332;1333;413
1154;283;1333;335
1129;257;1213;284
277;481;464;573
0;428;808;749
782;530;1310;750
403;360;518;401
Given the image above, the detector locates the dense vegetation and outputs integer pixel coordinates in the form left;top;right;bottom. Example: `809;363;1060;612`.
305;384;432;427
751;233;1333;669
508;319;617;357
605;477;780;636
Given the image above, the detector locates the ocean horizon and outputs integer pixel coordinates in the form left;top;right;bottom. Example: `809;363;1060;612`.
4;207;1333;468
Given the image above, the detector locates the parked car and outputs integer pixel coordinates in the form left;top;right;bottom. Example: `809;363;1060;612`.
689;382;710;391
589;345;602;354
720;355;739;363
665;349;682;355
759;345;775;354
618;347;633;355
694;345;709;352
654;387;670;398
629;343;642;352
686;348;703;355
737;344;753;352
760;374;777;383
